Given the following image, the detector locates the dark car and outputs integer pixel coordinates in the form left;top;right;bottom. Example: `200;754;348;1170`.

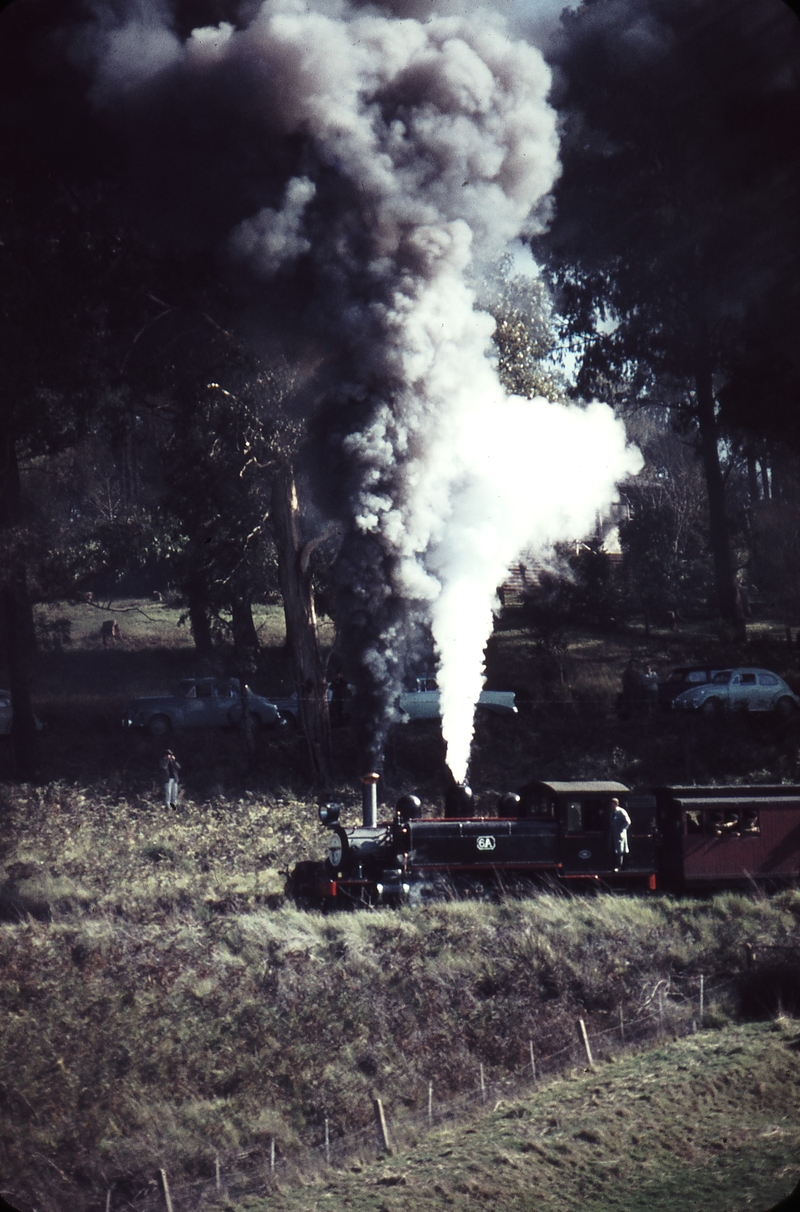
122;677;284;736
658;666;727;710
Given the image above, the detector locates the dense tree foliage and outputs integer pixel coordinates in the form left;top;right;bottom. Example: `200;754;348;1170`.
537;0;800;637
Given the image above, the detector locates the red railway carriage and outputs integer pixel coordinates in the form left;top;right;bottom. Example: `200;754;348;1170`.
654;785;800;891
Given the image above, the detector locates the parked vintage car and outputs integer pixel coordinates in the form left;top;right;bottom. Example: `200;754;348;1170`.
672;667;800;716
122;677;284;736
398;677;517;721
0;689;44;736
658;666;728;710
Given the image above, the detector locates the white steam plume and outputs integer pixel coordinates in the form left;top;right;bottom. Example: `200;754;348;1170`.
75;0;641;780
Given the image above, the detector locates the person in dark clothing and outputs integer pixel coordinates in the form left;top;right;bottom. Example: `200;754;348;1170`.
160;750;181;808
621;659;645;717
329;670;348;728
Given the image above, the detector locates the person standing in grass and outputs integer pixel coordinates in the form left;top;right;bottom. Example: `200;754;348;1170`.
160;750;181;809
610;797;631;870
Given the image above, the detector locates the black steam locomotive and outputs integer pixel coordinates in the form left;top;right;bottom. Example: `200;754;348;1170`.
288;776;800;906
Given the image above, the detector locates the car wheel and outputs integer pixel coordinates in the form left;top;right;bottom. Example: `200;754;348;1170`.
148;714;172;737
700;698;722;717
775;697;798;717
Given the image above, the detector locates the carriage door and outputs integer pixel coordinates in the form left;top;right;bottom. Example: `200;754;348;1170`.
560;797;611;876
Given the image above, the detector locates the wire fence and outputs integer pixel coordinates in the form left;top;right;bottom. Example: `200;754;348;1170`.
104;969;747;1212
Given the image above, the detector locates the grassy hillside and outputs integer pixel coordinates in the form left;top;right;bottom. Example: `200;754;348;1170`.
1;773;799;1211
252;1021;800;1212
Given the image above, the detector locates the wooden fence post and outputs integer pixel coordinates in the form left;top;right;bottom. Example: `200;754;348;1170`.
699;974;704;1026
373;1098;392;1155
578;1019;595;1070
324;1116;330;1165
529;1040;536;1083
158;1170;174;1212
270;1137;276;1175
480;1063;486;1103
105;1190;111;1212
428;1081;433;1127
619;1004;625;1044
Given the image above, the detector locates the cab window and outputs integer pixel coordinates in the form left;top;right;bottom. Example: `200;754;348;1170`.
565;800;605;833
526;794;556;819
566;801;582;833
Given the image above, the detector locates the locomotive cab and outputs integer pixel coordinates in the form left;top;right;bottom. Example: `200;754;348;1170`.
519;781;658;886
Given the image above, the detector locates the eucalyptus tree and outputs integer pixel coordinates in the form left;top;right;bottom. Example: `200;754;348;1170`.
538;0;800;638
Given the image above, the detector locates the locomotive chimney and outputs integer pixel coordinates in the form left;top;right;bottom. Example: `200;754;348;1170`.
445;782;474;819
360;772;380;827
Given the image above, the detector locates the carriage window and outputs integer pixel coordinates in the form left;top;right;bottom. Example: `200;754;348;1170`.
742;809;760;835
687;808;757;836
710;809;741;835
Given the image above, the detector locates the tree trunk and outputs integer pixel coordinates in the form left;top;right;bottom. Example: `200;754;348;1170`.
270;466;332;786
186;584;214;660
694;359;747;640
231;596;260;660
0;434;41;780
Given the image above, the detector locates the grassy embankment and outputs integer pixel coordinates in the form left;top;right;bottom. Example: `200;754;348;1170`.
250;1020;800;1212
1;601;800;1210
2;778;800;1212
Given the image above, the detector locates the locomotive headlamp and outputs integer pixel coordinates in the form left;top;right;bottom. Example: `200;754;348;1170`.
318;802;342;826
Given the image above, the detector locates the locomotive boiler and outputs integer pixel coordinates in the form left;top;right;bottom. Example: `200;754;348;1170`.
288;776;800;906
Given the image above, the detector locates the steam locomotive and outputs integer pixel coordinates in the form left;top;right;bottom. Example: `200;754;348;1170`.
288;775;800;906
